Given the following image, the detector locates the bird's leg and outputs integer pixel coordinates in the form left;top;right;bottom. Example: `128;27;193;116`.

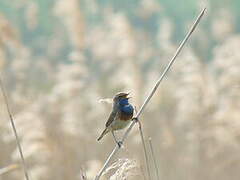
132;106;139;123
132;117;139;123
111;130;122;148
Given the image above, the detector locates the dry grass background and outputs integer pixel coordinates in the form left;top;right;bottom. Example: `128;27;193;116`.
0;0;240;180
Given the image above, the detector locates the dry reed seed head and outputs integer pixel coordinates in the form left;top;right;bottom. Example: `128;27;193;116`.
24;2;38;30
53;56;89;99
213;36;240;68
171;50;207;128
213;36;240;94
86;26;117;60
11;49;31;79
8;103;50;180
105;13;137;58
86;12;137;64
11;106;47;151
103;158;140;180
0;49;6;70
157;18;175;53
53;0;85;49
85;160;102;179
211;9;235;41
139;0;161;17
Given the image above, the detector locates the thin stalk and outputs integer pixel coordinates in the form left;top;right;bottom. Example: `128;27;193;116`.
149;138;160;180
134;106;151;180
137;119;151;180
95;8;206;180
0;77;30;180
140;164;147;180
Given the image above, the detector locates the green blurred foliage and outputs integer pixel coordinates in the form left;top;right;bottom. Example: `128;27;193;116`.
0;0;238;62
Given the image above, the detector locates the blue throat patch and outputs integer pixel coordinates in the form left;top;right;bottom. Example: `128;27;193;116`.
119;98;129;106
121;105;134;115
119;98;133;115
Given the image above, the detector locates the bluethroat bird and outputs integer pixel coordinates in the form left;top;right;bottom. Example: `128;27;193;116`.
97;92;134;147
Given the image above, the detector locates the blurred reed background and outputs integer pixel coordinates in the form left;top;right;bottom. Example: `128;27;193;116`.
0;0;239;180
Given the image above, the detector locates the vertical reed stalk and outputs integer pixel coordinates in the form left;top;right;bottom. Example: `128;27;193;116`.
149;138;160;180
0;77;30;180
137;120;152;180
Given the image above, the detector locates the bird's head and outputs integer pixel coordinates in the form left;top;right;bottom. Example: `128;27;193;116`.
113;92;131;103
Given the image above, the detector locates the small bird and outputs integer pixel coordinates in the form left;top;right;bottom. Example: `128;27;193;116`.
97;92;134;147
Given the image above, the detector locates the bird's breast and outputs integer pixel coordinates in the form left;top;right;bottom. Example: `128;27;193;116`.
111;118;131;130
119;110;133;121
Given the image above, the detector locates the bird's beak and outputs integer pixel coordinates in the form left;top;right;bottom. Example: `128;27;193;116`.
126;92;131;99
126;92;131;96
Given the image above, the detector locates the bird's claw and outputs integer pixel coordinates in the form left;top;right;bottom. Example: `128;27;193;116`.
117;141;123;148
132;117;139;122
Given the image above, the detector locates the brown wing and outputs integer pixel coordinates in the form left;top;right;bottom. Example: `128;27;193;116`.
105;109;119;127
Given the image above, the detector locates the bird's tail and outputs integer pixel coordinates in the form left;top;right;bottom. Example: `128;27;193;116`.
97;128;109;141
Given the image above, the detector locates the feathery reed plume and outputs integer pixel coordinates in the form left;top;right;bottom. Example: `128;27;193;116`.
95;8;206;180
149;138;160;180
104;158;139;180
0;164;19;176
0;76;30;180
